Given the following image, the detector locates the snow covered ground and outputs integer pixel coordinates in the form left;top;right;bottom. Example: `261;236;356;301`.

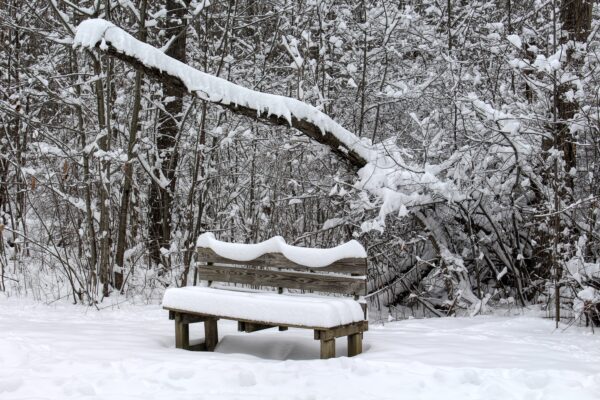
1;297;599;400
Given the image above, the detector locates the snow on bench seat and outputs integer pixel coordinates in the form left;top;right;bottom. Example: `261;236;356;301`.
162;286;365;329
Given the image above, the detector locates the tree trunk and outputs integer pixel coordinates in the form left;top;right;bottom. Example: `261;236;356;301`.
114;0;147;291
555;0;592;192
148;0;188;269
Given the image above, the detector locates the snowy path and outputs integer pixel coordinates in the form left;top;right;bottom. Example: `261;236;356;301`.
1;298;599;399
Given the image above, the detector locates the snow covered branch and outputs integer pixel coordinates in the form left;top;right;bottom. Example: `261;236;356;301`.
71;19;468;234
72;19;371;168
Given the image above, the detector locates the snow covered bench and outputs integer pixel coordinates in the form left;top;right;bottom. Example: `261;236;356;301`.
162;233;368;359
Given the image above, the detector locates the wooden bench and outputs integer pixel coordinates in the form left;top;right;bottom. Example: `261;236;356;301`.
162;236;368;359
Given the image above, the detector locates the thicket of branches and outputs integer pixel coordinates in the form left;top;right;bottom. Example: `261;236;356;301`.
0;0;599;324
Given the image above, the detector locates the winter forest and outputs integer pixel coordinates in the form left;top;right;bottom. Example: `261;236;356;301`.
2;0;600;398
2;0;599;321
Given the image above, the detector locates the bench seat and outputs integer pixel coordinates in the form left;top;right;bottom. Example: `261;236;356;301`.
163;286;365;329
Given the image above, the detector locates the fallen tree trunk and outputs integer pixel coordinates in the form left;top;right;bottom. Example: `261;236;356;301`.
75;19;368;169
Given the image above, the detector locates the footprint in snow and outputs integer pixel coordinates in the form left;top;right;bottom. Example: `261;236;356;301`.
167;368;195;380
238;370;257;387
522;373;549;390
460;369;483;385
76;383;96;396
0;377;23;393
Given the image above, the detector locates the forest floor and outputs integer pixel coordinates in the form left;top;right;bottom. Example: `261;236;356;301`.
1;296;599;399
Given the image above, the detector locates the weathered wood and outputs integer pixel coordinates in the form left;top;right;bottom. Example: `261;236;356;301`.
184;314;208;324
197;265;366;296
204;318;219;351
167;238;368;359
188;342;207;352
314;321;368;341
170;310;208;324
197;248;366;274
174;313;189;350
238;321;276;333
347;333;363;357
170;308;366;357
165;306;360;331
206;261;214;287
173;312;214;352
320;338;336;359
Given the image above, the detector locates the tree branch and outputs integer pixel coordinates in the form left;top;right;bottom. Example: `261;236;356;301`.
98;37;367;168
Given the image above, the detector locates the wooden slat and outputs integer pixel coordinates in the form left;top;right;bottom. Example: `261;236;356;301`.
197;248;366;275
238;321;276;333
197;265;366;296
314;321;368;341
169;310;208;324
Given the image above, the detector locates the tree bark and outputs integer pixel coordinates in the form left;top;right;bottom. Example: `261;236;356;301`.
549;0;593;192
114;0;147;290
148;0;189;269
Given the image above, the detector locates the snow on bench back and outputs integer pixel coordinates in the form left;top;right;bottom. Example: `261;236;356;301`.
195;233;367;296
196;233;366;269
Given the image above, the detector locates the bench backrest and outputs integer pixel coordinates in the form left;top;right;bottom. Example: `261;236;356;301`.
196;247;367;297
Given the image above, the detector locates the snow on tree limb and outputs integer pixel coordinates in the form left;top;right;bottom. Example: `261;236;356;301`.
72;18;466;233
72;18;372;168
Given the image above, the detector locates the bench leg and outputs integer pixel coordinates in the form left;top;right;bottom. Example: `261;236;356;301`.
347;333;362;357
320;338;335;359
204;318;219;351
174;313;189;350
